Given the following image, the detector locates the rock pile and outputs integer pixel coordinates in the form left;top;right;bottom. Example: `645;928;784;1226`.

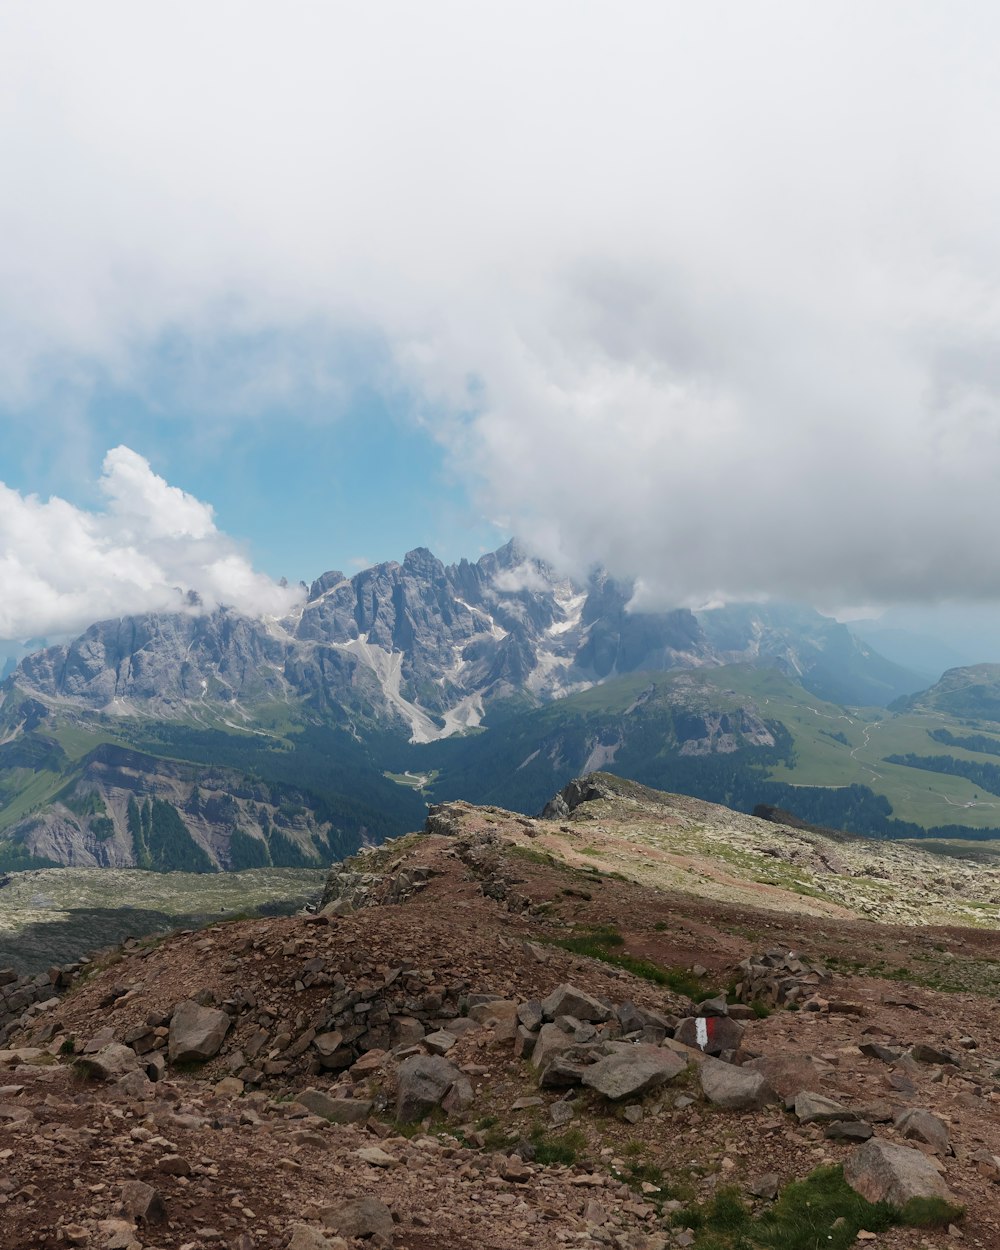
732;949;833;1009
0;959;81;1043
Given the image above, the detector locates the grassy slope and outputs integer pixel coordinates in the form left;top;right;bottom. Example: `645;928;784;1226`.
417;664;1000;833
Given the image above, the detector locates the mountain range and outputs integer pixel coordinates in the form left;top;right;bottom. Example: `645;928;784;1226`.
0;539;990;872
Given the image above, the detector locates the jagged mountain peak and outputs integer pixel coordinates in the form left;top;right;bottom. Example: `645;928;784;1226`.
5;542;921;748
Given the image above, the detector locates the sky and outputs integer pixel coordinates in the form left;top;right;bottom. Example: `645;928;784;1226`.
2;4;1000;644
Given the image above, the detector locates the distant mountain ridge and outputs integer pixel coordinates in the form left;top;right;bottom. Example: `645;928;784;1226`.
0;541;937;870
9;539;924;741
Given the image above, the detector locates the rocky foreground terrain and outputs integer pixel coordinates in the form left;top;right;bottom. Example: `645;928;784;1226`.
3;775;1000;1249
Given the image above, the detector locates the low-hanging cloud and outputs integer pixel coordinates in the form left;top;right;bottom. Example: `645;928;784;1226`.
2;5;1000;614
0;447;301;639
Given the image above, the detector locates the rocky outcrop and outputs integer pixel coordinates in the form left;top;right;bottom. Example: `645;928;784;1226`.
0;960;82;1045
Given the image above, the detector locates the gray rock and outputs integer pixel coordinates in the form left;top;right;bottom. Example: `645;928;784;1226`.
295;1088;372;1124
517;1000;543;1032
120;1180;166;1224
530;1023;577;1070
859;1041;903;1064
700;1059;778;1110
843;1138;957;1207
76;1043;139;1081
539;1055;591;1089
321;1196;394;1244
581;1047;686;1101
550;1100;576;1126
824;1120;873;1142
896;1107;951;1155
167;1000;231;1064
396;1053;471;1122
116;1069;156;1100
674;1015;744;1055
540;984;611;1023
747;1173;779;1199
793;1091;854;1124
910;1042;959;1066
287;1226;341;1250
744;1054;824;1099
423;1029;457;1055
312;1030;344;1059
514;1025;537;1059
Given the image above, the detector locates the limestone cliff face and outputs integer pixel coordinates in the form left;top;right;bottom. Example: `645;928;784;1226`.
10;742;336;871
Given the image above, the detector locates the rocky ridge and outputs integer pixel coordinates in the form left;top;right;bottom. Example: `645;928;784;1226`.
3;783;1000;1246
8;541;915;742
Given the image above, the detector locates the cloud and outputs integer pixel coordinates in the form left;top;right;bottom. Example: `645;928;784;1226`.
0;448;301;639
493;562;556;595
2;6;1000;609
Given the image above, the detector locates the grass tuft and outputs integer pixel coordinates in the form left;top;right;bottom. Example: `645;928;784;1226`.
548;926;719;998
669;1166;961;1249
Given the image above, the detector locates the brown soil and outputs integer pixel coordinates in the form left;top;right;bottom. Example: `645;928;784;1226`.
3;803;1000;1249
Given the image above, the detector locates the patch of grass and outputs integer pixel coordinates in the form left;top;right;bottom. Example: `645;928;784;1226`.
547;926;719;998
670;1166;963;1249
749;999;771;1019
508;845;559;868
900;1196;965;1228
529;1125;587;1166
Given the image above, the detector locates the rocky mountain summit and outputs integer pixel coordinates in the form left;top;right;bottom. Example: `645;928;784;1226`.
2;778;1000;1247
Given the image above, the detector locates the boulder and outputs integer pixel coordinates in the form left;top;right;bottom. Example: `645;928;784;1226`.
540;984;611;1023
517;1000;544;1032
843;1139;956;1207
116;1070;155;1100
582;1047;686;1101
321;1196;394;1244
896;1107;951;1155
825;1120;873;1142
287;1226;345;1250
747;1173;780;1200
700;1059;778;1110
674;1016;744;1055
910;1043;959;1066
396;1053;471;1122
423;1029;457;1056
468;999;519;1027
859;1041;903;1064
793;1091;854;1124
744;1054;824;1099
539;1055;591;1089
530;1023;577;1070
76;1043;139;1081
120;1180;166;1224
167;1000;231;1064
972;1149;1000;1183
295;1088;372;1123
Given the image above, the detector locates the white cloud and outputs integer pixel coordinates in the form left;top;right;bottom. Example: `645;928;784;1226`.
1;6;1000;609
0;447;301;638
493;562;553;595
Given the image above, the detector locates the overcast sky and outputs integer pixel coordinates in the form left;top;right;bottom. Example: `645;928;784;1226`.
2;3;1000;639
